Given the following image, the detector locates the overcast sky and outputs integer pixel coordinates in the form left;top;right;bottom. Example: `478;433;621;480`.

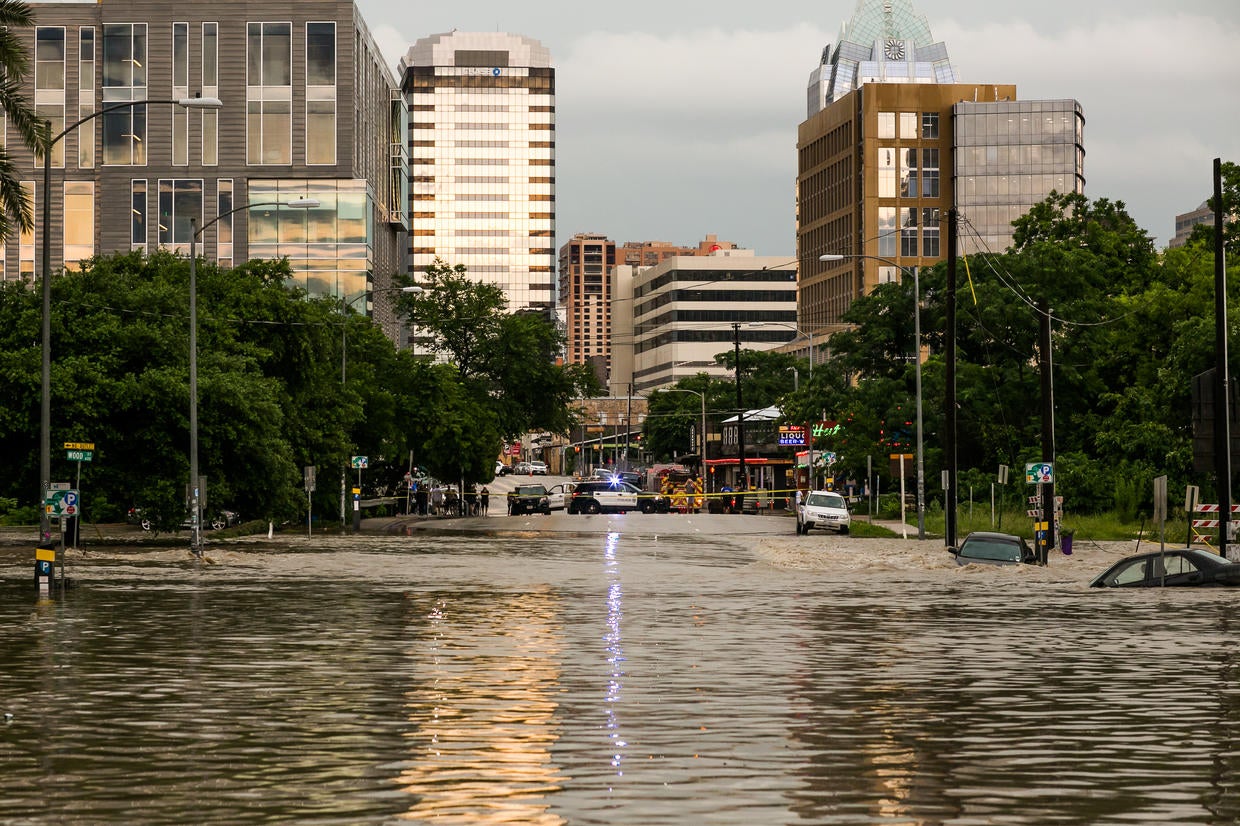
358;0;1239;253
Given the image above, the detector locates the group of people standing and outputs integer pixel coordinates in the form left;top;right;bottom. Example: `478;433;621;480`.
411;483;490;517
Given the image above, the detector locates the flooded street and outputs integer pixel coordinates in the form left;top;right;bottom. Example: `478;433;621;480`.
3;513;1240;824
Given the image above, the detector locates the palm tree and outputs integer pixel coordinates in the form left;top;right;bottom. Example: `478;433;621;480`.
0;0;44;240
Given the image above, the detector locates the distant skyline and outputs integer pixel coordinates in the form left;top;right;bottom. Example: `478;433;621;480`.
359;0;1240;254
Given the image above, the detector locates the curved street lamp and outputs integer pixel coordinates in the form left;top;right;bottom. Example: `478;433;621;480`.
186;196;318;554
39;96;222;541
820;252;925;540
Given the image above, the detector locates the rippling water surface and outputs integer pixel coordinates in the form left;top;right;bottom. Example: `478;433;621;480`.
3;524;1240;824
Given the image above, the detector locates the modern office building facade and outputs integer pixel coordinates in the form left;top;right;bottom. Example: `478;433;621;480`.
617;252;798;393
401;32;555;314
16;0;409;334
954;99;1086;255
796;0;1084;328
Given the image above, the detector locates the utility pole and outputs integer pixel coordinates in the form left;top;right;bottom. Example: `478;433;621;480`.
945;208;958;548
1214;157;1232;559
1039;296;1056;563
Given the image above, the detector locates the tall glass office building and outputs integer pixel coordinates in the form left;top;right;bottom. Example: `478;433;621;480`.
400;32;556;314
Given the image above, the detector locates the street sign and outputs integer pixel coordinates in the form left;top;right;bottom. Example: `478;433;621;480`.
66;449;93;462
64;441;94;450
351;456;368;469
1025;462;1053;484
304;465;316;493
45;489;79;518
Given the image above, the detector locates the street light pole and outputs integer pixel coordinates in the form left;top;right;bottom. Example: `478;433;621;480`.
39;96;221;541
821;252;925;539
187;196;317;554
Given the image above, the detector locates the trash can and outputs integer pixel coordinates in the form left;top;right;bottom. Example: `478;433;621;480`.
1061;529;1074;555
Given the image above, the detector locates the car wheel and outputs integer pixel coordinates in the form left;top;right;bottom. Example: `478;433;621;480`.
542;507;551;515
586;500;601;514
640;501;654;514
140;518;153;531
803;522;814;534
840;526;850;536
209;516;226;530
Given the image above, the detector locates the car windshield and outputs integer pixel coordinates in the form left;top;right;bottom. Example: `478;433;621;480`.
805;493;847;509
960;537;1021;561
515;486;546;495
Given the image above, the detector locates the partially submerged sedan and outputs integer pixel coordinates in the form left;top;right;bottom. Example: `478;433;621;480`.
949;531;1038;566
796;491;851;535
1090;547;1240;587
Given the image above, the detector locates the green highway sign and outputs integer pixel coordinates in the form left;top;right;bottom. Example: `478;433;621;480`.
66;449;93;462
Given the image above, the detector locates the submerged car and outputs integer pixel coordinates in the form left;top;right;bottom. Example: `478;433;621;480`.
796;490;851;535
1090;547;1240;587
129;507;241;532
949;531;1037;566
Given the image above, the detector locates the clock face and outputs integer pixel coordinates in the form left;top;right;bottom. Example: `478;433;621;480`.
884;38;906;60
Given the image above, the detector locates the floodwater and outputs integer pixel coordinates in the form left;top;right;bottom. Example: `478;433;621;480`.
2;515;1240;825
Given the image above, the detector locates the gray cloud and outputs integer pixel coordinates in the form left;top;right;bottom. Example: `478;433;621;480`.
361;0;1240;251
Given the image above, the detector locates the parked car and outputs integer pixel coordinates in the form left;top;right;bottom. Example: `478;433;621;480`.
1090;547;1240;587
513;461;531;475
528;460;548;475
507;484;561;516
567;480;664;514
949;531;1037;566
128;507;241;532
796;490;851;535
494;461;512;476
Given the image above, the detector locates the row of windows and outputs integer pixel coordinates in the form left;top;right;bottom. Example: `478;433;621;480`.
877;111;939;140
876;206;942;258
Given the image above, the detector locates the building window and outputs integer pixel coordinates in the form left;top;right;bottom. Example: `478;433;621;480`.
900;148;918;198
900;208;918;257
172;22;188;166
922;208;941;257
63;181;94;269
157;178;203;252
20;181;34;279
878;147;897;198
78;28;94;168
131;179;147;248
217;179;233;266
878;206;897;258
36;28;66;169
921;148;940;197
36;27;66;91
246;22;292;165
102;24;147;166
922;112;939;140
899;112;917;139
306;22;335;85
878;111;895;139
201;23;218;165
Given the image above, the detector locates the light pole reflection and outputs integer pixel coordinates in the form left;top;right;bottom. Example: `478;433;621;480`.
603;530;628;776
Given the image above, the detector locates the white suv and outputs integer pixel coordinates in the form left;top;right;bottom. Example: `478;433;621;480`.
527;460;548;475
796;491;851;535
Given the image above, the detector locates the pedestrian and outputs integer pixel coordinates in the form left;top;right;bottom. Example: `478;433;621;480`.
431;485;444;516
464;486;477;516
445;487;459;517
480;485;490;515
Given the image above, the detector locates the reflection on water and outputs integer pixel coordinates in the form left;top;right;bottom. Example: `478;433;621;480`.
1;531;1240;824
